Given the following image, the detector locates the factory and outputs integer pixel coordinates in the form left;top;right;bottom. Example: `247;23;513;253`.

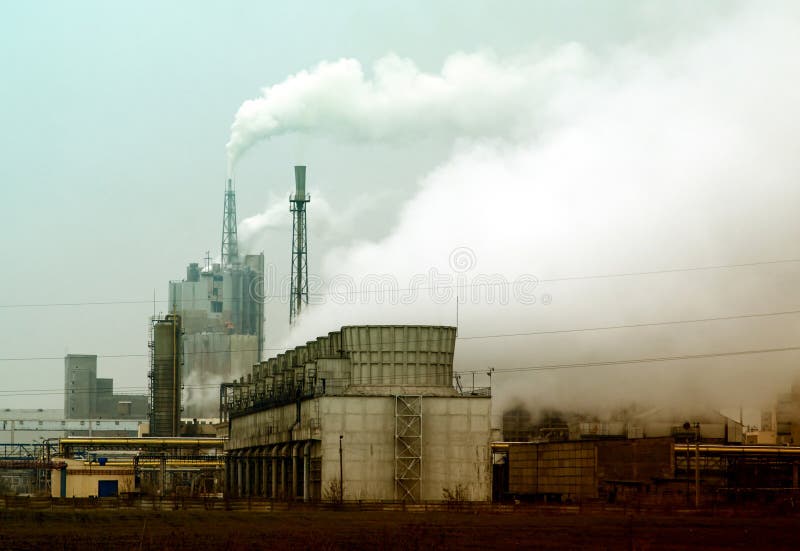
222;325;492;502
64;354;148;420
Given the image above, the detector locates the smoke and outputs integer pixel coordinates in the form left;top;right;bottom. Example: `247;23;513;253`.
238;190;381;254
238;4;800;418
226;47;587;168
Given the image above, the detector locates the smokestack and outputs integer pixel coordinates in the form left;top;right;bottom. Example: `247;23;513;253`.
294;165;306;200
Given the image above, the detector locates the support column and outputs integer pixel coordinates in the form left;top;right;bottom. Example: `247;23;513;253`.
292;444;300;501
271;449;278;499
303;441;311;502
261;448;269;497
236;457;244;498
253;451;261;497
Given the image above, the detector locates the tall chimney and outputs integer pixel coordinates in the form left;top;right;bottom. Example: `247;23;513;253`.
294;165;306;200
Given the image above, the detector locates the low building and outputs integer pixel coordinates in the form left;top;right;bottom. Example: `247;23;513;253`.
50;458;134;498
222;325;492;502
0;409;143;444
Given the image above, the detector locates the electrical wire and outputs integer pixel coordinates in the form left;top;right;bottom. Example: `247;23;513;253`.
1;306;799;363
1;256;798;309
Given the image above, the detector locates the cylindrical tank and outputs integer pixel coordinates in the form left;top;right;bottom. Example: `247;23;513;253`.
328;331;342;357
341;325;456;386
294;366;305;392
295;345;307;365
316;336;330;357
151;315;182;437
273;373;285;396
306;340;319;362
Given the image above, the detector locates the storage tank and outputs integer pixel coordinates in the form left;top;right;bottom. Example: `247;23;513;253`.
341;325;456;386
150;315;182;437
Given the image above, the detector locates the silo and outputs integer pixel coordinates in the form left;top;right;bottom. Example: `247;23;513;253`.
150;315;182;437
341;325;456;386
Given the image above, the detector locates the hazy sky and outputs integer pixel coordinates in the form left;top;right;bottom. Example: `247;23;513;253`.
4;1;797;421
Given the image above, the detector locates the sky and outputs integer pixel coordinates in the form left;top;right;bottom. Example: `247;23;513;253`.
2;1;799;424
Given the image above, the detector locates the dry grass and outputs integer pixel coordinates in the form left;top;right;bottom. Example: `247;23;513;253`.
0;508;799;550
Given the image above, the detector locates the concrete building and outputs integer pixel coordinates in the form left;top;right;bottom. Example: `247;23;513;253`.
222;325;492;502
63;355;148;420
169;256;264;418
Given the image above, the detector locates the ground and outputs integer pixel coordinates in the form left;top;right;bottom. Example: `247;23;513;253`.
1;508;800;550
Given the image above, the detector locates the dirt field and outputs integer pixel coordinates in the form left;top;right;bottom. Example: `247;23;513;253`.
2;508;800;550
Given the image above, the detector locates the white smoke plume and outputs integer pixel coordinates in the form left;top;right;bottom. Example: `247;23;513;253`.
226;47;586;168
233;4;800;420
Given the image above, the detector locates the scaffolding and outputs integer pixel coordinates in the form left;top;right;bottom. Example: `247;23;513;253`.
395;395;422;502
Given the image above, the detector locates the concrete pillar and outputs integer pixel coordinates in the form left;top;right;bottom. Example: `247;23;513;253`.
279;452;285;499
252;453;261;497
292;444;300;501
303;441;311;502
262;453;269;497
271;451;278;499
246;455;253;497
236;457;244;498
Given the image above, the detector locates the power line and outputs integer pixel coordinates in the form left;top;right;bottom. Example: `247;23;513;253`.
2;343;799;397
1;256;798;309
1;305;799;363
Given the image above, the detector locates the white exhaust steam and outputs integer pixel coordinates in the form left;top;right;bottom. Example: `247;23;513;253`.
226;47;586;169
227;4;800;417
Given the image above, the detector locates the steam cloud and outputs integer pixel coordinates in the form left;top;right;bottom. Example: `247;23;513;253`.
231;4;800;420
226;47;586;168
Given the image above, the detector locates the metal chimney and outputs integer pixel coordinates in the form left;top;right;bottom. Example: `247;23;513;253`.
294;165;306;200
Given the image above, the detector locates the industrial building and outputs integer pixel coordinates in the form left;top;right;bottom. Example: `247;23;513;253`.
64;354;148;420
222;325;492;502
494;438;800;506
50;437;225;498
166;178;265;419
501;405;743;444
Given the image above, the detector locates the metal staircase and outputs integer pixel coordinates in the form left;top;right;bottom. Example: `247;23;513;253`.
395;395;422;502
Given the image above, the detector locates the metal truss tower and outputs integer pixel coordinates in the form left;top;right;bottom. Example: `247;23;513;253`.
221;178;239;267
289;166;310;325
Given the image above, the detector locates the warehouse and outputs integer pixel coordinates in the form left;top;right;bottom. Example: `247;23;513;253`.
222;325;492;502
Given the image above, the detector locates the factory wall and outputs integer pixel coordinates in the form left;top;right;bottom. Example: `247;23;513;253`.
506;438;674;501
228;394;491;501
